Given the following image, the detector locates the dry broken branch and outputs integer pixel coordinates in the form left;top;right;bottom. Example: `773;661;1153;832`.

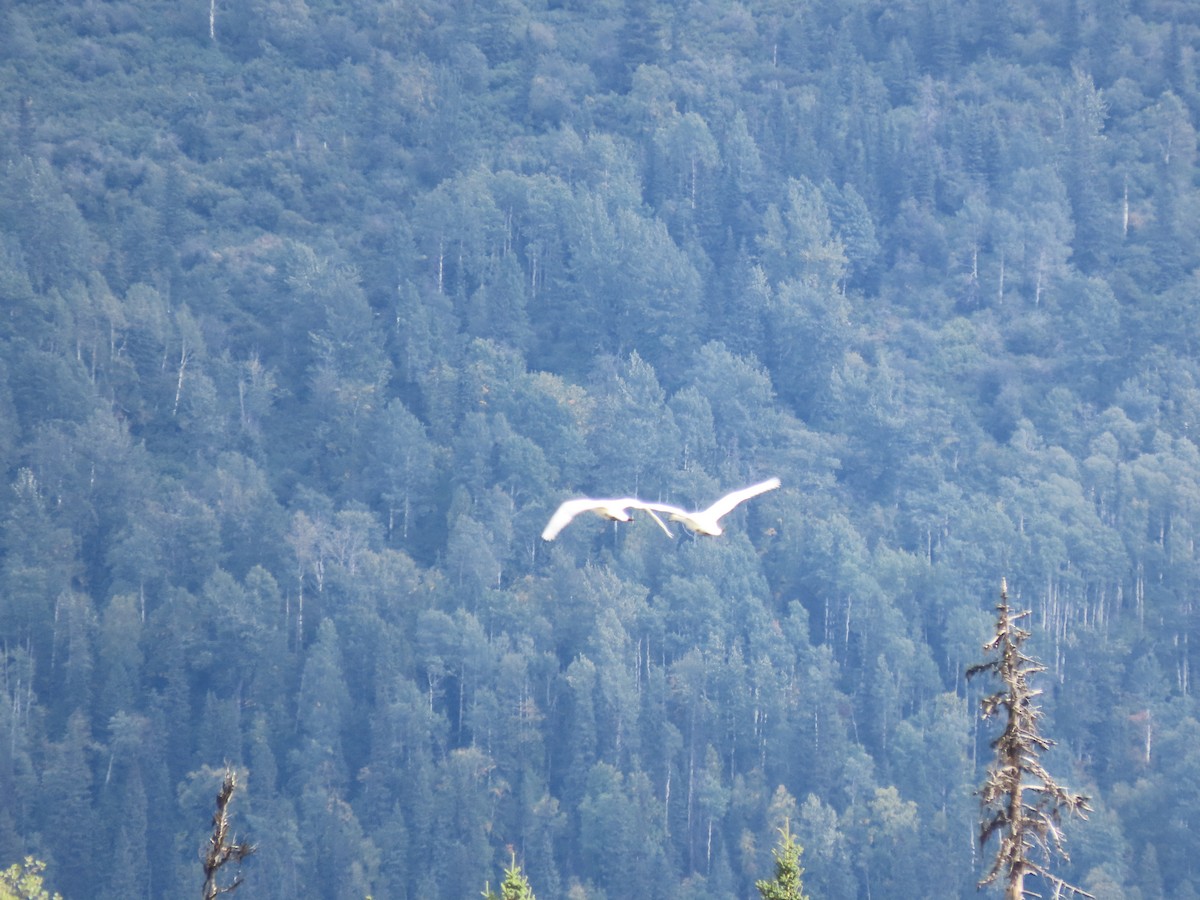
967;578;1093;900
202;767;256;900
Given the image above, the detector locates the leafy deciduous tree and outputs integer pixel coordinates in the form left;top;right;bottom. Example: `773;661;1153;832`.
0;858;62;900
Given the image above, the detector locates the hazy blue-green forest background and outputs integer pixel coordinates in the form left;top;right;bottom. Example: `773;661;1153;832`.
2;0;1200;897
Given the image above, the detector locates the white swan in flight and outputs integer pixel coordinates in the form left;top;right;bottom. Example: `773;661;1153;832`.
541;497;675;541
651;477;781;536
541;478;780;540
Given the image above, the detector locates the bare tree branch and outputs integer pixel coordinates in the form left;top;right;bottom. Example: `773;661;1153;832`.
968;578;1093;900
202;766;256;900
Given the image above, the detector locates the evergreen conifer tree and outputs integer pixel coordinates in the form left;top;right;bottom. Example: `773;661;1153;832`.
483;853;536;900
755;823;810;900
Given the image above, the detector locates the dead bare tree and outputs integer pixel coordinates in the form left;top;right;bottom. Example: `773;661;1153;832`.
202;767;256;900
967;578;1093;900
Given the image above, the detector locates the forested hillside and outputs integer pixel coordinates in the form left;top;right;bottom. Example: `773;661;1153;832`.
2;0;1199;897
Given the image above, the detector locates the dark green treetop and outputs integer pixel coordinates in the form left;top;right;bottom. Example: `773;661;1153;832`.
756;822;810;900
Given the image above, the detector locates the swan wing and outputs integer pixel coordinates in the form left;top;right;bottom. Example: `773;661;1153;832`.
702;477;781;521
637;500;689;517
636;501;696;534
628;502;677;538
542;498;609;540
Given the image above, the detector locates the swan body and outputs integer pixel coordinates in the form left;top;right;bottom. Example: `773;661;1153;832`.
541;497;675;541
651;477;781;536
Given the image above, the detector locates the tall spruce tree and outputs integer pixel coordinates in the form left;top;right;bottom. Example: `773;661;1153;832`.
755;822;810;900
483;854;536;900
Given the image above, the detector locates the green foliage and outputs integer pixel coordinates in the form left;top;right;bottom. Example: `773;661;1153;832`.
0;859;61;900
755;825;810;900
483;855;538;900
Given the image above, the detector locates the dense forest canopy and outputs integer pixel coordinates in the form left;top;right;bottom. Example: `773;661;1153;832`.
2;0;1200;897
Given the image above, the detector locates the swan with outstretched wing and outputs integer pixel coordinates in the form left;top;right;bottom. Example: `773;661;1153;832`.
541;497;675;541
647;477;781;536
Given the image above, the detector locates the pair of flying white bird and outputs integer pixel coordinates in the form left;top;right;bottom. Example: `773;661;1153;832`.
541;477;781;541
